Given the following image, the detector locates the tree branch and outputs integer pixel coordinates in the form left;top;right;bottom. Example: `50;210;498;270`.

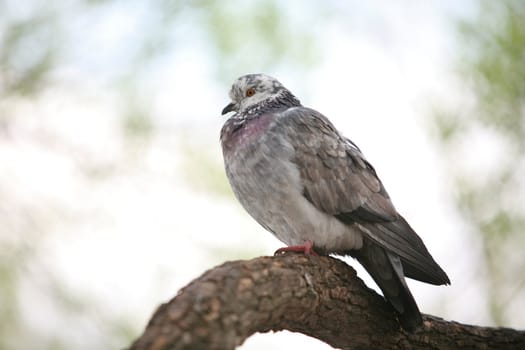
129;254;525;350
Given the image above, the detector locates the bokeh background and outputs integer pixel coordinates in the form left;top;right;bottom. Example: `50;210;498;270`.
1;0;524;349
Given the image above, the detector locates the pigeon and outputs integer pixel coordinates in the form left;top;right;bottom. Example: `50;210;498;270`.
220;73;450;331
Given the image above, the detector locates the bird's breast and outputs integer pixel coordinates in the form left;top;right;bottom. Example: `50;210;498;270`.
220;113;276;154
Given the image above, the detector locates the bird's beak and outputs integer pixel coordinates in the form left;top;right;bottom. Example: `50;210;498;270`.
221;102;237;115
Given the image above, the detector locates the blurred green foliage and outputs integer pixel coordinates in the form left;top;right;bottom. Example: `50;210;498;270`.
197;0;321;80
458;0;525;146
0;11;58;96
434;0;525;325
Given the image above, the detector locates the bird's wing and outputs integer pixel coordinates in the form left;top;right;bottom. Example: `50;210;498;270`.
279;106;396;221
279;107;398;221
279;107;450;285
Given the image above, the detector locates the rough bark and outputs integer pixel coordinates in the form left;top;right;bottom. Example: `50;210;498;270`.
129;254;525;350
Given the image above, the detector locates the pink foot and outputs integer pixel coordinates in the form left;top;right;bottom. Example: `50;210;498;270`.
274;240;318;256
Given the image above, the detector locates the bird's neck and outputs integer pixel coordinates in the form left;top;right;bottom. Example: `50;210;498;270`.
220;92;300;154
243;90;301;116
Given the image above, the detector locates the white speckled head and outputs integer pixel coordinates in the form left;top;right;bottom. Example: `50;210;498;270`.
221;74;293;115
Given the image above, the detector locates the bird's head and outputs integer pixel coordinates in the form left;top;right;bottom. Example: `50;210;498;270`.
221;74;298;115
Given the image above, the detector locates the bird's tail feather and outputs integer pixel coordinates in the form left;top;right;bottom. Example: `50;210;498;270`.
353;239;422;332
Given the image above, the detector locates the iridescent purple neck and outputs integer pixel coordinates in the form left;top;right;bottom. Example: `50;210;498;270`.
220;91;301;154
220;113;276;154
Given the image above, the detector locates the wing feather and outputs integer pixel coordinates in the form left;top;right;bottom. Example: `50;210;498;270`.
278;107;450;285
281;107;397;221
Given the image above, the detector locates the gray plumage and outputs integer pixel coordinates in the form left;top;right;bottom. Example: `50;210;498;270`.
220;74;450;331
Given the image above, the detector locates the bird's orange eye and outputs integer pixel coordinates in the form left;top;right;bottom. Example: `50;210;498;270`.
246;88;256;97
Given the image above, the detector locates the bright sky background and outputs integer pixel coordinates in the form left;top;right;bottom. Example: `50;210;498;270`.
4;1;523;349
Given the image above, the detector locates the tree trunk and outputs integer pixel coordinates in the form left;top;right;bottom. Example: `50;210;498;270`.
129;254;525;350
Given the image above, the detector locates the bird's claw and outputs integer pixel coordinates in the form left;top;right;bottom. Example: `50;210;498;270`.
274;240;318;256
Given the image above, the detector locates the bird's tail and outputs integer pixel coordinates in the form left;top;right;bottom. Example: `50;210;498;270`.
353;239;422;332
